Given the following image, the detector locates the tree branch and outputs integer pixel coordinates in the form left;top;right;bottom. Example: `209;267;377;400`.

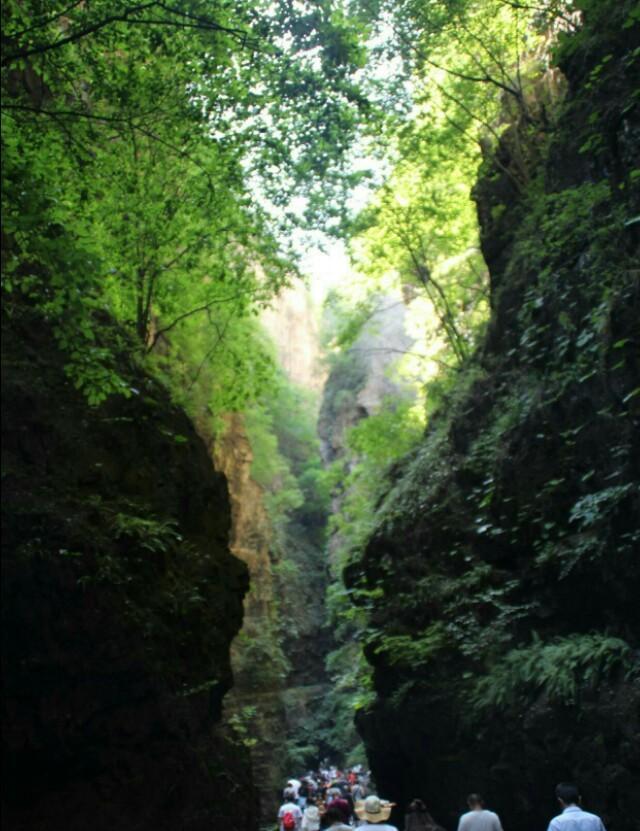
394;26;523;102
393;227;469;364
1;103;217;185
2;2;252;65
186;313;234;391
8;1;86;38
147;289;255;351
349;346;456;372
431;79;527;189
3;2;157;64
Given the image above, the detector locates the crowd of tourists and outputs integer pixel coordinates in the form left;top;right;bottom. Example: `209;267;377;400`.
276;775;607;831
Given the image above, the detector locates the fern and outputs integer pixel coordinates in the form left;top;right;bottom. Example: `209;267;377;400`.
472;633;636;712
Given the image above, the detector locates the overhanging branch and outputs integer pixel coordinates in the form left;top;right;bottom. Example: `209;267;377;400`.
2;2;254;66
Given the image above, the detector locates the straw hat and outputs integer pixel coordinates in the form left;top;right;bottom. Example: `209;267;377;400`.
355;795;395;823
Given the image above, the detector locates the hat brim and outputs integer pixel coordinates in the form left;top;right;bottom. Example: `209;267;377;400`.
355;800;394;823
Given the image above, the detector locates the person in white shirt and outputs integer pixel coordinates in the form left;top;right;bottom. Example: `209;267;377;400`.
547;783;607;831
301;797;321;831
354;794;398;831
278;795;303;831
457;794;503;831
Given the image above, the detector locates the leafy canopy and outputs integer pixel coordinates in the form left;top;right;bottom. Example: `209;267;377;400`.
2;0;372;402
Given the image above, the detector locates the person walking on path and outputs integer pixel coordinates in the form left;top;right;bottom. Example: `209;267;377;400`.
299;779;310;811
301;797;321;831
279;791;303;831
323;805;353;831
327;788;352;824
405;798;446;831
457;794;503;831
547;783;607;831
353;779;368;804
355;794;398;831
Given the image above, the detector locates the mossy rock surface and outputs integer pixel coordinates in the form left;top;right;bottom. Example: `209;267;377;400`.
2;306;257;830
350;3;640;829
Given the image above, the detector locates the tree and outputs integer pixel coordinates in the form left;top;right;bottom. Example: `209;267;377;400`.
2;0;371;399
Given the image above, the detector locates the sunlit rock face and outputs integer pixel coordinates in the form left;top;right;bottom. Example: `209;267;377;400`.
212;414;276;639
2;309;255;831
318;293;415;573
318;293;414;466
262;283;326;393
209;412;288;819
349;4;640;831
210;286;332;823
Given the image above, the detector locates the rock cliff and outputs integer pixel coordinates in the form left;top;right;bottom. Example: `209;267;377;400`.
2;305;256;830
262;284;326;393
349;4;639;830
212;412;289;819
211;284;331;822
319;294;414;463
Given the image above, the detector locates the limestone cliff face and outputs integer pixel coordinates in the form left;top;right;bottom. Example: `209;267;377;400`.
350;5;639;830
209;413;288;818
318;295;415;571
319;294;413;466
212;414;276;642
1;306;256;831
210;284;330;821
262;283;325;393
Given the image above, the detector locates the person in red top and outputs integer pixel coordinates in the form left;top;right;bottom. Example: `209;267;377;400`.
327;788;351;824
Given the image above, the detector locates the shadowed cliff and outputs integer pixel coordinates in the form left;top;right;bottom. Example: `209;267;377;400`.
348;4;640;829
2;304;257;831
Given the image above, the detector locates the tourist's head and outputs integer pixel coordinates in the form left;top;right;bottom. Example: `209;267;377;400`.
408;799;428;813
555;783;580;807
324;806;345;825
355;795;394;824
467;794;484;809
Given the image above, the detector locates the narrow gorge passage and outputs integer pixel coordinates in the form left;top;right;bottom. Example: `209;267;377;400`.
2;2;639;831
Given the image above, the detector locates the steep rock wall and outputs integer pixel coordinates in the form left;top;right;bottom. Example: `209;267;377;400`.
211;413;289;820
2;306;256;831
319;295;414;467
350;5;639;830
263;283;333;697
319;294;415;578
212;284;331;821
262;284;326;393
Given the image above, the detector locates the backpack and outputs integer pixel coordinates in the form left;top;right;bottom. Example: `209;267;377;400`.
282;810;296;831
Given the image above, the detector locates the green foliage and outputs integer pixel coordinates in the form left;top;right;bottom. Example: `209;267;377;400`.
319;345;426;762
233;624;291;687
245;363;329;533
309;8;640;802
111;511;181;555
569;485;635;530
314;635;375;762
154;312;279;426
327;398;423;567
246;403;304;519
2;0;371;402
320;345;369;425
473;633;637;711
373;623;448;668
228;706;259;749
6;0;639;791
347;398;423;465
221;345;331;714
344;0;574;375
